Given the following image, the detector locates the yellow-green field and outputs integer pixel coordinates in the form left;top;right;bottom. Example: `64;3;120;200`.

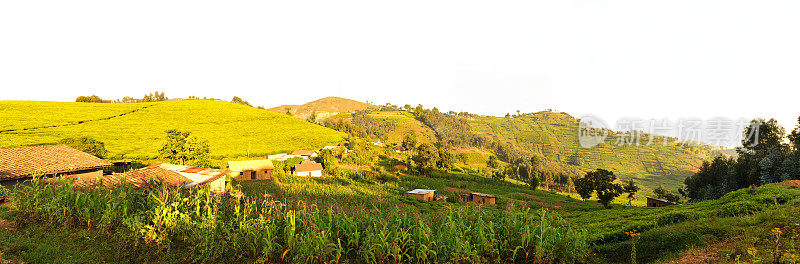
0;100;345;159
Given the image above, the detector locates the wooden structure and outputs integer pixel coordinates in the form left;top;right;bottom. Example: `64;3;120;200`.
460;192;497;205
0;145;111;188
294;160;323;177
646;197;679;207
404;189;435;201
228;159;274;181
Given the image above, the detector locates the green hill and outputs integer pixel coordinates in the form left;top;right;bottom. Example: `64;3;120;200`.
0;100;346;159
468;111;723;191
268;96;376;121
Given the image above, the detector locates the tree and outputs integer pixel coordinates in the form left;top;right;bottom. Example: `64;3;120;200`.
159;130;210;166
75;95;109;103
402;132;418;151
231;96;252;107
412;143;439;176
575;169;623;208
623;179;640;206
574;177;592;201
529;173;540;190
436;145;454;170
486;155;499;169
59;137;108;159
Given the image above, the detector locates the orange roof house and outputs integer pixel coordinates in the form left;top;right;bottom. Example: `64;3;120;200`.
0;145;111;182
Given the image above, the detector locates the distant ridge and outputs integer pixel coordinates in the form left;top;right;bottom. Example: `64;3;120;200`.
269;96;376;120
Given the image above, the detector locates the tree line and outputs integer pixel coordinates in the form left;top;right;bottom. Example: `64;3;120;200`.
683;118;800;201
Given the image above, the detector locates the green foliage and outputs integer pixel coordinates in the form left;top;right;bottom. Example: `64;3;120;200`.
230;96;252;107
486;155;499;169
158;129;210;166
0;100;345;159
59;136;108;159
75;95;110;103
575;169;623;208
623;180;640;205
402;131;418;151
653;185;680;203
685;117;800;201
7;178;592;263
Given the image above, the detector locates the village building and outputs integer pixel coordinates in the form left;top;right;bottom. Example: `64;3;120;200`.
405;189;435;201
0;145;111;189
228;159;274;181
290;150;318;159
393;146;406;152
151;163;230;192
63;165;190;189
460;192;497;205
294;160;323;177
646;197;679;207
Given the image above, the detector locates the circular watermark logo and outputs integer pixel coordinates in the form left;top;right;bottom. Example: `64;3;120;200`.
578;114;609;148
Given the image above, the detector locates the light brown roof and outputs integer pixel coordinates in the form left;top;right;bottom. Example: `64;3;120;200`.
228;159;274;172
291;150;317;156
294;160;323;172
125;165;192;187
0;144;112;180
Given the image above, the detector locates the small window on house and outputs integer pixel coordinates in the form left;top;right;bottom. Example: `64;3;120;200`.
239;172;243;176
250;171;256;180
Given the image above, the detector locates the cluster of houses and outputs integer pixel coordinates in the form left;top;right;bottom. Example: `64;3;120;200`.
403;188;497;205
0;143;351;194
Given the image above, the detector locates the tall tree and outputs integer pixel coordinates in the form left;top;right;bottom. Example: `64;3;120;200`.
159;130;210;166
412;143;439;176
622;180;639;206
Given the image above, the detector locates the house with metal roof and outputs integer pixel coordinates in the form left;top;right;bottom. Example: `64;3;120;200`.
151;163;230;192
404;189;435;201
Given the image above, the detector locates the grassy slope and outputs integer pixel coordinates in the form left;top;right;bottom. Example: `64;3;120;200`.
468;112;721;191
368;111;437;145
0;100;345;159
268;96;376;120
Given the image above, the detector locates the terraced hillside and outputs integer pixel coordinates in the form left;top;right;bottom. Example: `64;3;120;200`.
268;96;376;121
468;111;723;190
0;100;345;160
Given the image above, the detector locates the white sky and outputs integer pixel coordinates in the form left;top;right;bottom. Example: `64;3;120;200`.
2;1;800;138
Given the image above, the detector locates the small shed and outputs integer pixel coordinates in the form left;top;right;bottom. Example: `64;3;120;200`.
405;189;435;201
460;192;497;205
294;160;323;177
646;197;679;207
228;159;274;181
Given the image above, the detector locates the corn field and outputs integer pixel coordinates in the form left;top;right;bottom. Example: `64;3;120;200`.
9;178;590;263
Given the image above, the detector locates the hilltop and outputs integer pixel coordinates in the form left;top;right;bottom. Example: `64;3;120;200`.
268;96;376;121
0;100;345;159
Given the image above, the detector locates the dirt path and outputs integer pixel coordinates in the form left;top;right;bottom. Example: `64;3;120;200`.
664;239;736;264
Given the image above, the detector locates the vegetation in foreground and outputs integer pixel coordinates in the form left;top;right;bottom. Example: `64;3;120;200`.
0;178;590;263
